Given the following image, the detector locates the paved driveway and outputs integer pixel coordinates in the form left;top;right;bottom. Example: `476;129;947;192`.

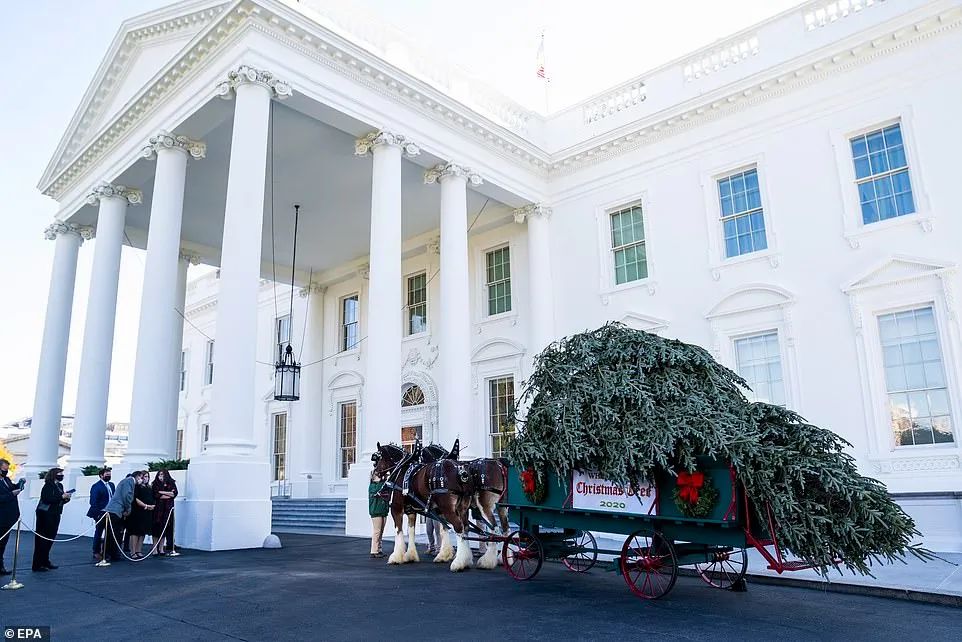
2;534;958;641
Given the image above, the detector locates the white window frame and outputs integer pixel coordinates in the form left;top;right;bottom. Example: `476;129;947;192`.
179;349;188;393
204;340;214;386
471;339;525;457
699;155;780;279
828;106;932;248
201;423;210;452
482;244;514;319
845;260;962;474
275;314;292;362
706;285;800;411
175;426;184;460
487;375;516;460
732;330;788;406
271;412;288;481
595;190;657;300
338;400;358;479
404;270;429;337
339;293;360;353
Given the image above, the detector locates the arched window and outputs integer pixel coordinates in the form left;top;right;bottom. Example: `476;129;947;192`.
401;385;425;407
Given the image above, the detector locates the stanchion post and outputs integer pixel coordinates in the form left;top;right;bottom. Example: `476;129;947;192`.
1;519;25;590
95;513;110;567
167;508;180;557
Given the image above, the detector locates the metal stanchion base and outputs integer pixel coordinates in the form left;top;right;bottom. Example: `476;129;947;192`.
1;579;24;590
167;551;181;557
94;560;111;567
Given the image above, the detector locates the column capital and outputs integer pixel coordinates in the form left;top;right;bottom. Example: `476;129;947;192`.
43;222;94;242
512;203;552;224
178;249;203;265
426;236;441;256
354;130;420;157
86;182;143;207
357;263;371;280
299;282;327;298
143;130;206;160
424;163;483;187
216;64;293;100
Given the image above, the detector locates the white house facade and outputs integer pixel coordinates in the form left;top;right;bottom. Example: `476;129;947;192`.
24;0;962;551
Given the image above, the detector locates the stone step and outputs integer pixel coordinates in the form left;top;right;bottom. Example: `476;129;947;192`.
270;496;347;535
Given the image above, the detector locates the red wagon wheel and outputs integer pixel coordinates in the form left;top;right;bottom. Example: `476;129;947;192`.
562;530;598;573
502;529;543;581
695;547;748;590
620;529;678;600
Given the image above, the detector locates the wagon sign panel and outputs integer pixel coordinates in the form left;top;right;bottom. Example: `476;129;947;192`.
571;471;657;515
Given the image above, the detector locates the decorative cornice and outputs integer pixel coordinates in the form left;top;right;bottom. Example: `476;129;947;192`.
426;236;441;256
215;64;293;100
357;264;370;280
43;222;94;242
86;182;142;206
178;249;203;265
512;203;552;224
298;282;327;298
354;130;420;157
423;163;483;186
142;130;206;160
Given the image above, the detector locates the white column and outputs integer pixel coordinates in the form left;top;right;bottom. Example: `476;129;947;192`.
513;204;555;354
355;131;420;456
181;65;291;551
123;132;205;472
425;162;482;454
25;223;91;476
67;184;142;478
293;282;326;498
163;250;200;459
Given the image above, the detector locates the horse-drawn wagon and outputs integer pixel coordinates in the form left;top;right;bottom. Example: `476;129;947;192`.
499;458;816;600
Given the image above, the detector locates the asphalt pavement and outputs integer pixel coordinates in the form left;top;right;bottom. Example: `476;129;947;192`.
1;533;959;641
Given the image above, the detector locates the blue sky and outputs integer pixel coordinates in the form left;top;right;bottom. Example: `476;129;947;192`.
0;0;798;424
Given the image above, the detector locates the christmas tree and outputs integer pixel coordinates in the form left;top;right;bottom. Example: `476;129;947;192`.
507;322;930;575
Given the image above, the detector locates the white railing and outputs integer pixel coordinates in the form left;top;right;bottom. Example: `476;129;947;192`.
804;0;886;31
582;81;647;125
683;34;761;82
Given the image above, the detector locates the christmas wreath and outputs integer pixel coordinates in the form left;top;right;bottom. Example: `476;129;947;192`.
672;470;719;518
519;468;547;504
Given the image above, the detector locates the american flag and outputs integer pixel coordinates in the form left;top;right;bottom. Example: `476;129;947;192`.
536;32;546;79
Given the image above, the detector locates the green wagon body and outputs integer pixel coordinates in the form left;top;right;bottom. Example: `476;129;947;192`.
495;458;791;597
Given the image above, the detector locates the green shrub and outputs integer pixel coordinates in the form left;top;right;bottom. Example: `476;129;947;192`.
81;465;102;477
147;458;189;471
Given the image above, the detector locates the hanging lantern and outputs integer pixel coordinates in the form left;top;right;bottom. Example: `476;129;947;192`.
275;344;301;401
272;200;303;401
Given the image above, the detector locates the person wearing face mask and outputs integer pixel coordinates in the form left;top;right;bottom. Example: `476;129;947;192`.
32;467;72;572
103;470;139;563
87;467;115;562
127;471;155;559
0;458;25;575
150;469;178;556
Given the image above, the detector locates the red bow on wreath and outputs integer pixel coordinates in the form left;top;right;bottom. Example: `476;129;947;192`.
520;469;536;494
677;471;705;504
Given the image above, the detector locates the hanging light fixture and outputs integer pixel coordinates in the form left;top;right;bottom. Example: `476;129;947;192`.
274;203;302;401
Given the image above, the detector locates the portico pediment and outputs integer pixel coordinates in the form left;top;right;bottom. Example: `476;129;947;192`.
38;0;229;191
842;256;955;293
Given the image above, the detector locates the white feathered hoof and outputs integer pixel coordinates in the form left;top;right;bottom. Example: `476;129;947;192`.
434;534;454;562
404;546;420;563
388;549;406;564
449;537;474;572
476;544;498;570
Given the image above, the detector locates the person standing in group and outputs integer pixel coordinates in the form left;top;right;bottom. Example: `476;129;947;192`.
424;517;442;557
103;470;139;563
32;467;71;572
87;467;114;562
127;471;155;559
0;458;24;575
368;470;388;558
150;469;178;556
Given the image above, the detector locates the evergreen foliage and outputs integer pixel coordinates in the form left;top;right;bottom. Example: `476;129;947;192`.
507;323;930;575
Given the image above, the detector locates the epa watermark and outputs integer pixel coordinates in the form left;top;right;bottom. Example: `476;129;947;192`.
3;628;50;641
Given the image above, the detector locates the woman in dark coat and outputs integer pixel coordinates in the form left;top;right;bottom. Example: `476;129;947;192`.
33;467;71;571
127;471;155;559
151;469;178;555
